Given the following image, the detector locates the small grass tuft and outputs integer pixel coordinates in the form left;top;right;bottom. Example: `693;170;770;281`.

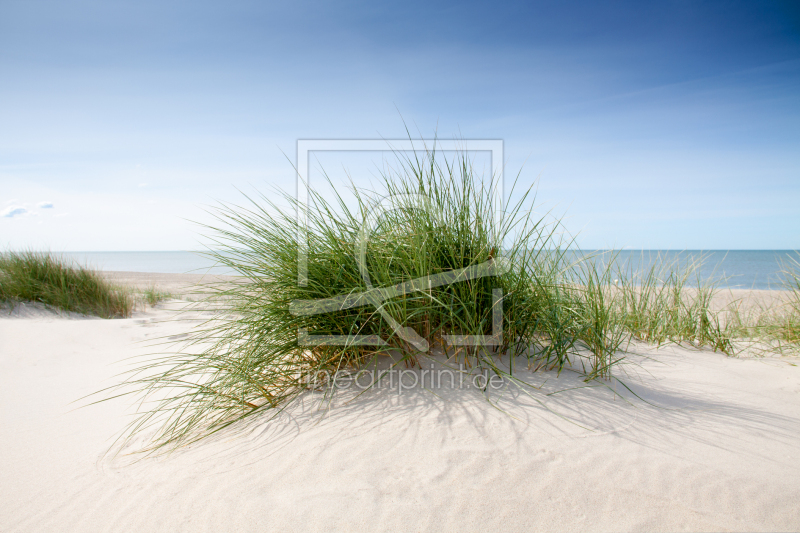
141;285;173;307
763;252;800;349
0;251;133;318
614;252;736;354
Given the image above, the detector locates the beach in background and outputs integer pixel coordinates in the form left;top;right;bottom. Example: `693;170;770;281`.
60;250;798;290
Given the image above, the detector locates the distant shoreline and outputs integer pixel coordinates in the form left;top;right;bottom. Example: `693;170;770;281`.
100;271;242;296
100;271;793;313
52;249;798;290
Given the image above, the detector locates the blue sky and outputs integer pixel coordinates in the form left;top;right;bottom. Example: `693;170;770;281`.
1;0;798;250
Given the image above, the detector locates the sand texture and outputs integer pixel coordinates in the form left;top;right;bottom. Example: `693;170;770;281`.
1;278;799;532
100;271;242;297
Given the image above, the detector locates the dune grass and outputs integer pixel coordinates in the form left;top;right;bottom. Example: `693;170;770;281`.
0;251;133;318
140;285;173;307
747;252;800;351
100;147;799;455
614;252;735;354
107;149;623;453
775;253;800;343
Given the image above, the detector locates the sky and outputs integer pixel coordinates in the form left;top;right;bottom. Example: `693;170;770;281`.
1;0;799;251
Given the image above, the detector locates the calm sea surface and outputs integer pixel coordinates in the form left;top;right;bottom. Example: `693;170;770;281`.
575;250;798;291
60;251;236;275
60;250;798;290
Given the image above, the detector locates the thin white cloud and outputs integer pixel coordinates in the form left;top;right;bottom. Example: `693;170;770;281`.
38;201;54;208
2;206;28;218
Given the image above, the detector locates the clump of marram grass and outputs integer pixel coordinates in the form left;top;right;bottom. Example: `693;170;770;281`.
0;251;133;318
105;148;636;455
614;252;736;354
674;252;800;356
748;252;800;352
775;253;800;344
140;285;173;307
101;148;797;456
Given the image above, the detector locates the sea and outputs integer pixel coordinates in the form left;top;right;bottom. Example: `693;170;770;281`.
59;250;799;290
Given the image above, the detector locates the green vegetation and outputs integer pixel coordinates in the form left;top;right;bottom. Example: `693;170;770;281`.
140;285;173;307
615;253;734;354
748;252;800;352
100;149;799;454
0;251;133;318
778;253;800;344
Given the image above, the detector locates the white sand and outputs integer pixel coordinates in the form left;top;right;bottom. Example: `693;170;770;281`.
100;271;243;297
2;289;800;531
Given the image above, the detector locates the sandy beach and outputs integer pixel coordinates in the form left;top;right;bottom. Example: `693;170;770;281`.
5;0;798;529
1;274;799;532
99;271;243;298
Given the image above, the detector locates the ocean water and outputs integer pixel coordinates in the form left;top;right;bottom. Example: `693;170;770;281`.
59;250;798;290
574;250;798;291
60;251;236;275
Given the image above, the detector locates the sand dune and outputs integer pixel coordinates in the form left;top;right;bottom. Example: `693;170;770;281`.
1;286;799;532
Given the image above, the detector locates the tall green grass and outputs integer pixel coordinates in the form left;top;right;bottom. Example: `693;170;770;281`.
775;253;800;344
0;251;133;318
752;252;800;351
107;149;624;453
101;148;799;454
614;252;735;354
